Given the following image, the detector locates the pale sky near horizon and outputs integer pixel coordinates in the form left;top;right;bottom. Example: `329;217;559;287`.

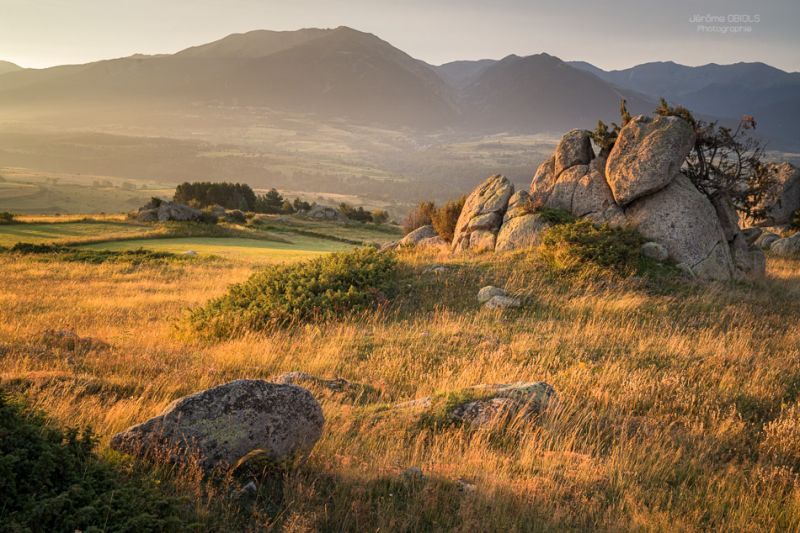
2;0;799;72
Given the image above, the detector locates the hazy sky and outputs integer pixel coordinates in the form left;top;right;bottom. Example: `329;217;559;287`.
2;0;799;71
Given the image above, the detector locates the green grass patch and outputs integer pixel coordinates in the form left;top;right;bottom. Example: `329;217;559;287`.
2;242;188;265
189;248;398;338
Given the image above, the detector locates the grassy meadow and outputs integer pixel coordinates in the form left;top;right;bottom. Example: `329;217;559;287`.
1;220;800;530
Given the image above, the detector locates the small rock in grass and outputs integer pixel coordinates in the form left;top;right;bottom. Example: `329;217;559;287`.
484;295;521;310
640;241;669;262
477;285;506;304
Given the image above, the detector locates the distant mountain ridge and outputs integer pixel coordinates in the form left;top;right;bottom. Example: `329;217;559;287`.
0;28;797;147
0;60;21;75
569;60;800;149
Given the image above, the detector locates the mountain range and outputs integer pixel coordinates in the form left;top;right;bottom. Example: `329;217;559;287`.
1;27;798;148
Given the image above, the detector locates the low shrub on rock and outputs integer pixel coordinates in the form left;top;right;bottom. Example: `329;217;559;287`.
190;248;398;337
539;219;663;278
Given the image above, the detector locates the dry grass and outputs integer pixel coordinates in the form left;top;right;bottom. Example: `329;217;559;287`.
1;249;800;531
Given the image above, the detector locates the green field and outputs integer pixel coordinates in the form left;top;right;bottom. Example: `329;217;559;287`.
78;236;354;262
0;221;153;247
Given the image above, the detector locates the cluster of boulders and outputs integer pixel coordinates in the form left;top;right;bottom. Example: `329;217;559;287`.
477;285;521;310
450;115;770;280
300;204;347;222
135;200;204;223
110;373;557;477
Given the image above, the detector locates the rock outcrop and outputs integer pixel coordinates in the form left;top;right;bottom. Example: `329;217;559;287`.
134;200;205;223
110;380;324;474
770;233;800;257
605;115;695;205
452;174;514;252
521;115;764;280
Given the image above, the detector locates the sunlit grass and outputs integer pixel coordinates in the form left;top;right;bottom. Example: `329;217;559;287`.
1;247;799;530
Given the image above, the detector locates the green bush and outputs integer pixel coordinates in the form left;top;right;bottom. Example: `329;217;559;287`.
0;391;193;532
533;206;576;225
539;219;653;277
190;248;398;337
0;212;15;224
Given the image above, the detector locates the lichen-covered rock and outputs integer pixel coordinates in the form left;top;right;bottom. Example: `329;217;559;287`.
400;225;437;246
606;115;695;206
110;380;324;473
452;175;514;252
447;382;556;429
554;129;594;177
495;213;549;251
624;175;733;280
416;236;448;249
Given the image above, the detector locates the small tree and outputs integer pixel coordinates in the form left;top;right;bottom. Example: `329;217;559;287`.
293;198;311;212
255;188;285;214
431;196;466;242
402;201;436;234
371;209;389;224
655;98;775;218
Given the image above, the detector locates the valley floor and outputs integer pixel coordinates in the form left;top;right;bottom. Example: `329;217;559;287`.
2;235;800;530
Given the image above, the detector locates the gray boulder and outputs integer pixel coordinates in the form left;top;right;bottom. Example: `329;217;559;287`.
452;175;514;252
547;164;588;212
770;233;800;257
485;295;522;310
756;162;800;226
305;205;346;222
477;285;506;304
495;213;549;251
136;208;159;222
624;175;733;280
554;129;594;177
110;380;324;473
503;190;532;222
606;115;695;206
157;202;203;222
754;231;780;250
447;382;556;429
400;225;437;247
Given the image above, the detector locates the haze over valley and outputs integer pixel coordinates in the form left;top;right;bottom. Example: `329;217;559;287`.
1;26;798;214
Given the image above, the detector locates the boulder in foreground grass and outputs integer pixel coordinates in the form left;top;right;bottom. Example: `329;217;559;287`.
412;382;556;430
770;233;800;257
189;248;397;338
110;380;324;474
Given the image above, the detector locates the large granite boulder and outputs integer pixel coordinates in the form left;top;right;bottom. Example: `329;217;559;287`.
554;129;594;177
452;175;514;252
446;382;556;429
495;214;550;251
624;175;733;280
606;115;696;206
756;162;800;226
110;380;324;474
530;157;556;206
400;225;438;247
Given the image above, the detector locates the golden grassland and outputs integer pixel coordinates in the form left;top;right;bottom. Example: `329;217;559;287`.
2;247;800;531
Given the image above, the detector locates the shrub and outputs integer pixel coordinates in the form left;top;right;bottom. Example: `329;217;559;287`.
403;201;436;234
539;219;652;277
189;248;398;337
431;196;465;242
533;206;576;226
0;211;15;224
0;391;192;532
371;209;390;225
339;203;373;223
